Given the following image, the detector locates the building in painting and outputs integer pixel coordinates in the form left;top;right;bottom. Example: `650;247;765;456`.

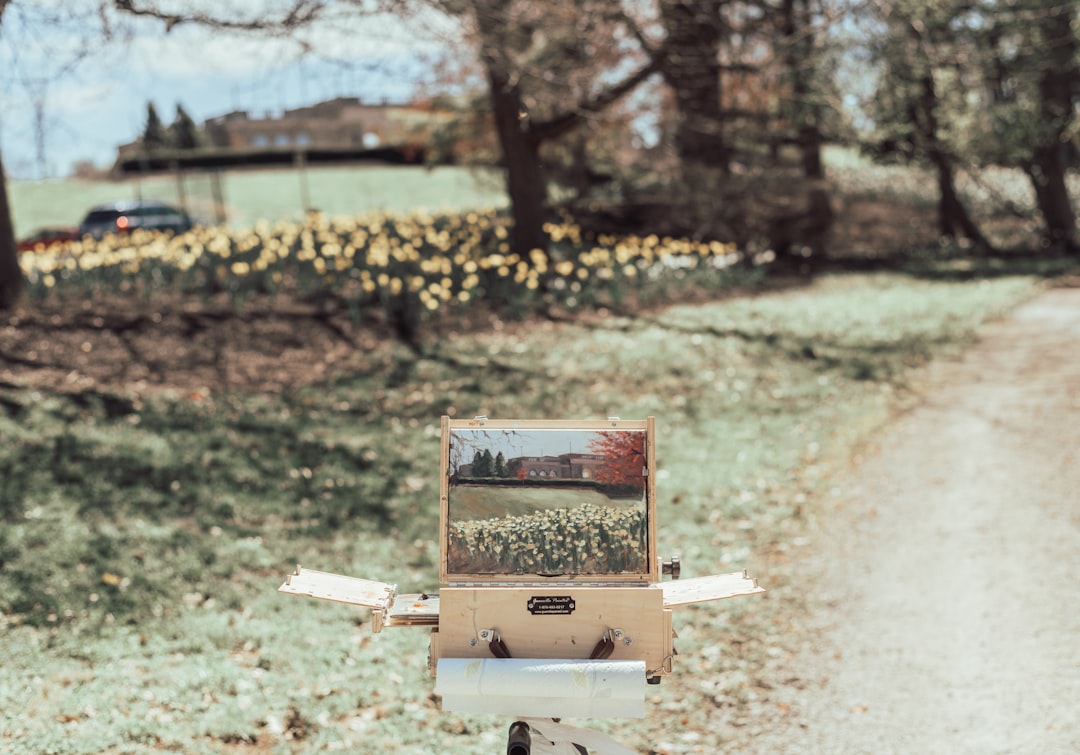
506;453;606;480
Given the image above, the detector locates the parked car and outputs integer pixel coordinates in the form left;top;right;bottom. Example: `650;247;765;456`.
17;226;79;252
78;200;193;240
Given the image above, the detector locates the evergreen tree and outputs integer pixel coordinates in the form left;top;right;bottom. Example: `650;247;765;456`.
473;449;495;478
171;104;201;150
143;102;167;150
494;452;508;478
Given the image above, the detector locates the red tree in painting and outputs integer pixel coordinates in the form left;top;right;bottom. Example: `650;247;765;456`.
589;431;646;490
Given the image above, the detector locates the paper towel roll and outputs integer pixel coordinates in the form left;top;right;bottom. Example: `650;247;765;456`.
435;658;646;719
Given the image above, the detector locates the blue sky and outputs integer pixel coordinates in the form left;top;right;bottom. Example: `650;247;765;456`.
0;1;457;180
453;429;607;466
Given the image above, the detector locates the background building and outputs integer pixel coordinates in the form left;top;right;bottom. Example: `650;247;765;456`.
114;97;459;174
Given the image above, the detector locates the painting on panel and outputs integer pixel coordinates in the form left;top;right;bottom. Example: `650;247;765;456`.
446;427;649;577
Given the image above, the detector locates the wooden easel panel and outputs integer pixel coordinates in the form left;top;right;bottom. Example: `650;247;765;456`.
659;572;765;607
277;566;395;609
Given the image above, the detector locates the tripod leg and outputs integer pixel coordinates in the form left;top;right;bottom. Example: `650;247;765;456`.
507;720;531;755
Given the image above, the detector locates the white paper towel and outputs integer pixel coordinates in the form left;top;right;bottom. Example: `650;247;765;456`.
435;658;646;719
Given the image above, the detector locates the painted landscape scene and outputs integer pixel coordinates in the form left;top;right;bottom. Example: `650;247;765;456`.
445;428;649;576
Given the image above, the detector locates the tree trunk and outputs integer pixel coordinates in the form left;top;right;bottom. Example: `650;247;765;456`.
472;1;550;257
658;0;728;171
470;1;659;256
779;0;833;258
912;65;988;249
1026;149;1076;253
1026;3;1078;253
931;149;986;247
485;64;549;256
782;0;825;182
0;150;23;311
0;5;25;311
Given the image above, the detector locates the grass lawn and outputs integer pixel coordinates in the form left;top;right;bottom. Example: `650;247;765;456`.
0;270;1047;754
9;165;507;238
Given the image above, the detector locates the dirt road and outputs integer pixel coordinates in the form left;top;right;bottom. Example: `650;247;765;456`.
751;285;1080;754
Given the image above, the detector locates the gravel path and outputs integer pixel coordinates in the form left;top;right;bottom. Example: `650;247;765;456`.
751;285;1080;754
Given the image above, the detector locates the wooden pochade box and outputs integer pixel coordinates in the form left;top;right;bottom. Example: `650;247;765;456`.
279;416;763;718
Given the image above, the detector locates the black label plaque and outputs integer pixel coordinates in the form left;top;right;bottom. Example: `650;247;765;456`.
527;596;576;615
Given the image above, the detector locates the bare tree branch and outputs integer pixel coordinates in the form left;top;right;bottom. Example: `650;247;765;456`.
112;0;328;33
529;57;660;144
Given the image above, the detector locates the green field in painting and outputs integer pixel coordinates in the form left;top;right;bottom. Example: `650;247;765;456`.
450;483;643;521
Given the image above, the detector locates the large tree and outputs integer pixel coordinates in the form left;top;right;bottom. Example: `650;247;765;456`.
777;0;835;256
1014;1;1078;252
657;0;729;172
955;0;1079;252
0;1;20;310
648;0;840;253
0;149;19;311
0;0;132;310
460;0;659;255
870;0;989;248
865;0;1078;253
780;0;827;182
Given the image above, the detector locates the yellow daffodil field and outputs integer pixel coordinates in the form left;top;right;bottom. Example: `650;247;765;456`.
447;502;648;575
19;208;754;326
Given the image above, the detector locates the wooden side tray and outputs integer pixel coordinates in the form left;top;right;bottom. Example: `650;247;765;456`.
659;571;764;607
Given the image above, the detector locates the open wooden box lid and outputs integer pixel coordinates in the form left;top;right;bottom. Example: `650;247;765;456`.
440;416;658;584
